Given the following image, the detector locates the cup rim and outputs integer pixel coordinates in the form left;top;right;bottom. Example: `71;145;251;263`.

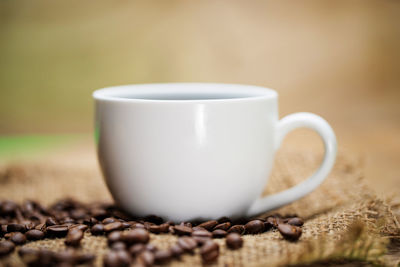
93;83;277;103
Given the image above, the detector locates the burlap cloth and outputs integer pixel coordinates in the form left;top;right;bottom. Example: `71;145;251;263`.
0;146;399;266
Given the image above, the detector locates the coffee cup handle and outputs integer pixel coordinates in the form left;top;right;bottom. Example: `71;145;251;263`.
246;112;337;217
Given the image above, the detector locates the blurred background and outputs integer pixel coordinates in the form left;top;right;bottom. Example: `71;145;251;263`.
0;0;399;195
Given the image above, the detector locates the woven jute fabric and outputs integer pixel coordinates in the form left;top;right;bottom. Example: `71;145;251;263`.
0;146;399;266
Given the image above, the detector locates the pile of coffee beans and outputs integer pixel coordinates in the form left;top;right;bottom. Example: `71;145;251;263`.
0;199;304;266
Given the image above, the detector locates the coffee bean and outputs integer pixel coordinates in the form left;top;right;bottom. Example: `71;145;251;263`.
91;223;104;235
90;208;108;220
70;209;87;220
10;232;26;245
138;250;154;266
145;243;158;252
214;222;231;231
121;222;131;229
53;248;75;263
121;229;150;244
129;243;145;255
149;223;170;234
0;240;15;256
192;230;212;244
177;236;197;252
7;223;26;233
47;224;69;237
170;243;184;258
197;220;218;231
21;220;35;231
71;224;88;231
1;201;17;216
104;221;123;232
74;252;95;265
200;240;219;263
226;233;243;249
132;223;145;229
18;247;39;263
228;224;245;234
277;223;302;241
244;220;265;234
266;216;279;227
264;220;274;231
154;250;172;264
217;216;231;224
173;225;192;236
35;222;46;231
144;215;164;225
108;231;123;244
111;241;126;251
212;229;227;238
192;226;206;231
180;222;192;228
287;217;304;227
25;229;45;240
89;217;99;225
102;217;117;224
103;250;131;267
65;228;83;247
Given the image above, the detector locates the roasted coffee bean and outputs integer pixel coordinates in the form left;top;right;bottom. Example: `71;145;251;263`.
132;223;145;229
180;222;192;228
121;222;131;229
197;220;218;231
173;225;193;236
108;231;123;244
102;217;117;224
170;243;184;258
244;220;265;234
192;226;206;231
21;220;35;231
35;222;46;231
74;252;96;265
18;247;39;263
53;248;75;263
1;201;17;216
65;228;83;246
1;224;7;235
71;224;88;231
10;232;27;245
192;230;212;238
287;217;304;227
7;223;26;233
104;221;123;232
177;236;197;252
192;230;212;244
228;224;245;234
214;222;231;231
111;241;126;251
168;225;175;234
70;209;87;220
264;220;274;231
154;250;172;264
89;217;99;225
138;250;154;266
277;223;302;241
144;215;164;224
148;223;169;234
226;233;243;249
91;208;108;220
129;243;145;255
266;216;279;227
0;240;15;256
103;250;131;267
47;224;69;237
200;240;219;263
91;223;104;235
212;229;227;238
25;229;45;240
217;217;231;224
121;228;150;244
62;217;75;224
145;243;158;252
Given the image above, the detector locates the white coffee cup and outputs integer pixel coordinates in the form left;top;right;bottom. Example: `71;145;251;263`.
93;83;336;222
